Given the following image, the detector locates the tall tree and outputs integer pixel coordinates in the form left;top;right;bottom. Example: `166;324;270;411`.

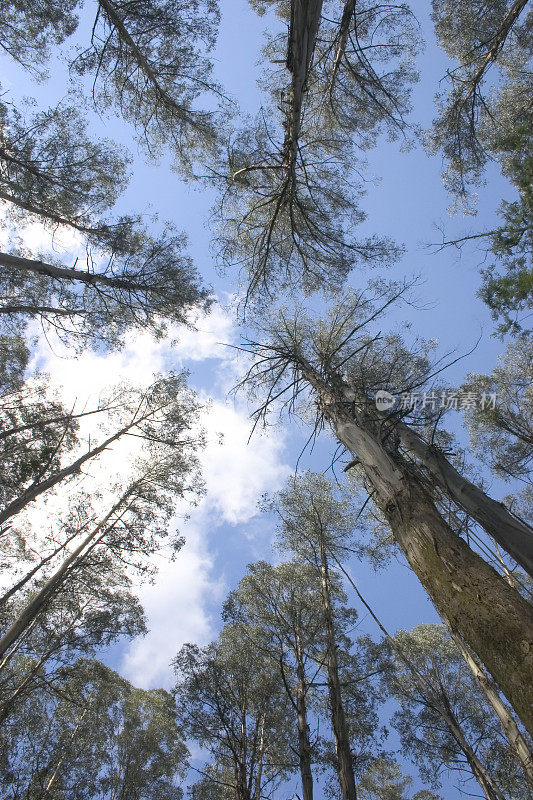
429;0;532;335
0;657;188;799
382;624;533;800
224;561;330;800
0;99;211;348
211;0;419;303
236;286;533;735
71;0;222;170
272;472;363;800
174;624;293;800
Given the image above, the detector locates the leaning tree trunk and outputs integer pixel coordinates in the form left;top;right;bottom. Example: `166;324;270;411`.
437;686;506;800
396;422;533;578
448;626;533;787
313;383;533;737
295;623;314;800
0;489;134;660
317;528;357;800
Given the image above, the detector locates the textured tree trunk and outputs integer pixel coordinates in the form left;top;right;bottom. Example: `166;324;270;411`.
317;528;357;800
448;627;533;787
295;625;314;800
315;389;533;737
396;422;533;578
285;0;324;170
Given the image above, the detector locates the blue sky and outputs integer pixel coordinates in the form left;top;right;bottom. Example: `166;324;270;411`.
0;1;522;797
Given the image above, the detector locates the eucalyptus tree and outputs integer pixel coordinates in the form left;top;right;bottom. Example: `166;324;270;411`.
174;623;294;800
0;567;145;725
429;0;532;335
0;99;211;348
461;337;532;486
0;657;188;800
0;1;78;76
212;0;419;303
0;370;202;532
382;625;533;800
71;0;222;170
235;284;533;735
357;757;442;800
272;471;366;800
223;561;327;800
0;0;222;172
0;365;203;665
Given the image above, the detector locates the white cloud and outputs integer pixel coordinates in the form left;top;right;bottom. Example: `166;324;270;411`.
121;516;223;689
201;399;290;524
25;301;291;688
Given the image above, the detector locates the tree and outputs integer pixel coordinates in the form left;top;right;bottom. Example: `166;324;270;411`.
461;337;532;485
0;567;145;725
0;1;222;172
0;99;211;348
272;471;364;800
211;0;419;304
71;0;222;170
174;624;294;800
382;625;533;800
224;561;326;800
358;757;442;800
0;657;188;799
0;1;78;76
0;366;202;529
429;0;532;335
235;285;533;735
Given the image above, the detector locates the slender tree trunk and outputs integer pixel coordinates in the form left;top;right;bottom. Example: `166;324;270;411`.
437;687;506;800
0;250;171;296
330;0;355;90
285;0;324;170
396;422;533;578
0;402;158;527
463;0;529;100
254;717;265;800
313;384;533;737
335;559;509;800
0;528;81;608
0;490;134;660
317;527;357;800
295;623;314;800
448;626;533;787
40;707;88;798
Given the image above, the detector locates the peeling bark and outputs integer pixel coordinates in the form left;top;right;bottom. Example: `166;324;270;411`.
314;389;533;737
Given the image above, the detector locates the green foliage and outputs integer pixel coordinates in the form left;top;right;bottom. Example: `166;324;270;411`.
0;0;78;76
0;658;187;799
382;625;532;799
358;757;442;800
174;624;293;799
461;338;532;483
70;0;222;170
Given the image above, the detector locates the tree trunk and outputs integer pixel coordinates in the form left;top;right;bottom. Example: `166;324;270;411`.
396;422;533;578
0;401;158;528
317;527;357;800
316;390;533;737
448;626;533;787
295;624;314;800
285;0;324;170
254;717;265;800
437;686;506;800
0;490;134;660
